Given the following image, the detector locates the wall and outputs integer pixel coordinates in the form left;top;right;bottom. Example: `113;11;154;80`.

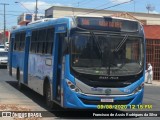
144;25;160;80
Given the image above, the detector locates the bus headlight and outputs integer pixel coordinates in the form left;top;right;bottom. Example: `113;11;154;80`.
133;83;144;93
66;79;82;94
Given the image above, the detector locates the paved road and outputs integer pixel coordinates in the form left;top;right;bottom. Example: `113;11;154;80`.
143;85;160;111
0;68;55;120
0;68;159;119
0;68;47;111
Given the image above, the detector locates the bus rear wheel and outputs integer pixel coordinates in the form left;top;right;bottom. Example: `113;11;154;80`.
17;68;23;90
9;66;12;76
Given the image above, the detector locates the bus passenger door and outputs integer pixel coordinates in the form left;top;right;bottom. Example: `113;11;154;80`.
52;24;67;103
23;35;31;84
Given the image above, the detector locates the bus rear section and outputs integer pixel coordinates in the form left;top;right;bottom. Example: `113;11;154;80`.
60;16;145;109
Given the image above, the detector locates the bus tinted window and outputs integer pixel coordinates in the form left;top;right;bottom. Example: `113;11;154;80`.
30;27;54;55
37;29;46;54
30;30;38;53
19;32;26;51
14;33;20;50
14;32;26;51
45;28;54;54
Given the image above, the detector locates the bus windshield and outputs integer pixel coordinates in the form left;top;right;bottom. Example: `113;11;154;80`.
70;32;143;76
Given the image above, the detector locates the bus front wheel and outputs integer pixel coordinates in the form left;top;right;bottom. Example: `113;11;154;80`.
45;83;53;109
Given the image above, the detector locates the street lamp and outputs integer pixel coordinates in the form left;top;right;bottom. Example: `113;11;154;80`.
15;1;32;13
15;1;38;21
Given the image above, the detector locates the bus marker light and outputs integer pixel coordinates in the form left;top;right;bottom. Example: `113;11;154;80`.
66;79;82;93
67;81;72;85
133;83;144;93
70;84;76;89
75;88;80;92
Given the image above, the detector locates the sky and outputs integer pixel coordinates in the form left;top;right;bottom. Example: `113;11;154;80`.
0;0;160;31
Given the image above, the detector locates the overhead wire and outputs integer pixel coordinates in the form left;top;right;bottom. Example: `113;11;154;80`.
76;0;92;7
70;0;88;6
82;0;118;10
77;0;97;7
80;0;134;15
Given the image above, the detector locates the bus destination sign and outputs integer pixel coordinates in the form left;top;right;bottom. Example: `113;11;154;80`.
76;17;139;32
82;18;122;29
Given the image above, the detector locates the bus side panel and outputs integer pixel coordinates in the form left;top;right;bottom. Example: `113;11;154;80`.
8;37;14;75
11;51;25;80
28;54;53;95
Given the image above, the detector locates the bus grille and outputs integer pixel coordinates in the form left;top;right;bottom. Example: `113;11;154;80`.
79;97;133;105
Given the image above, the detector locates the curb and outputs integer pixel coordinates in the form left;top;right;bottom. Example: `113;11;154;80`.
144;82;160;86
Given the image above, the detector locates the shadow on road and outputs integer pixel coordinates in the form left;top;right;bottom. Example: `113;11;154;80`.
6;81;50;110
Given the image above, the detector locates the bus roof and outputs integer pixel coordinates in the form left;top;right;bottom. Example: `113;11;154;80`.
11;15;141;34
75;15;139;22
11;17;73;33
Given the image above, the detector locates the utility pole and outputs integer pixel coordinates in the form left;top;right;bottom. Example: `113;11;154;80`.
134;0;135;12
0;3;9;44
35;0;38;21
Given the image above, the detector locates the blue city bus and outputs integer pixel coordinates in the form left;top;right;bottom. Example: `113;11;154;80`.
8;16;145;109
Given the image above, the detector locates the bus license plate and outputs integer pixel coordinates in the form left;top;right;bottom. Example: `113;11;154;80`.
101;98;114;102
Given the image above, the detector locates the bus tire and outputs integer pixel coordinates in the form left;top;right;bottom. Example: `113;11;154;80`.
17;68;23;90
45;82;53;109
44;79;60;110
9;66;12;76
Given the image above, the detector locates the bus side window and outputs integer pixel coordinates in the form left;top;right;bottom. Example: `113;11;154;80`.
19;32;26;51
37;29;46;54
13;32;26;51
14;33;20;51
14;34;17;50
45;27;54;54
30;30;38;53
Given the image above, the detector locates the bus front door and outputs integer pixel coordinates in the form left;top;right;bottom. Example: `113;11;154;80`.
53;32;67;103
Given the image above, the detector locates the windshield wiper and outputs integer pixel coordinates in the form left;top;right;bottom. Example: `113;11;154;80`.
90;32;113;75
90;31;102;56
114;34;128;52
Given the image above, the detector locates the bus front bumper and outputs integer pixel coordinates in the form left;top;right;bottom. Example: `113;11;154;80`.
63;86;144;109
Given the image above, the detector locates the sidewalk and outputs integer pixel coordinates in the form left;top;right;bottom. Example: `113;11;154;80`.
144;80;160;86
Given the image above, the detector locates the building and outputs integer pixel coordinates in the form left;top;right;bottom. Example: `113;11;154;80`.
0;30;10;44
45;6;160;81
144;25;160;80
17;13;45;26
45;6;160;25
18;13;34;25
